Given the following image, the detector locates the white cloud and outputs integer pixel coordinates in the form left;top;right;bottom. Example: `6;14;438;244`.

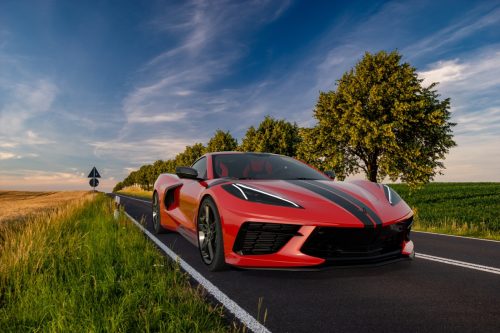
419;60;468;86
0;152;17;160
0;79;58;138
101;0;294;167
90;137;195;164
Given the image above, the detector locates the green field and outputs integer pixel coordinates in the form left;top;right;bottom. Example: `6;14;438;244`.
0;193;232;332
390;182;500;240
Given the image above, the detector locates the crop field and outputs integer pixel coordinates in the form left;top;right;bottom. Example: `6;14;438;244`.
0;190;89;224
390;182;500;240
0;192;232;332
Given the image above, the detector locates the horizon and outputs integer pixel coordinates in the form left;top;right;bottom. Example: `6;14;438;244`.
1;0;500;192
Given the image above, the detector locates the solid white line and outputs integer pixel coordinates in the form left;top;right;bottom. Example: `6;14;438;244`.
116;194;151;204
416;253;500;275
413;230;500;243
124;212;271;333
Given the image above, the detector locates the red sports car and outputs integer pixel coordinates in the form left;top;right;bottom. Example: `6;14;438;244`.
152;152;415;271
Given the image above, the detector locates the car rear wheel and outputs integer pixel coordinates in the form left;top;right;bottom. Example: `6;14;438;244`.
152;192;168;234
197;197;227;271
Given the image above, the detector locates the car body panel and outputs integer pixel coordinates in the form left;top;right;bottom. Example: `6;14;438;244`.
153;152;414;269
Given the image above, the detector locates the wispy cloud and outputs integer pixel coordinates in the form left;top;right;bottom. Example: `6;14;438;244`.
419;46;500;136
404;4;500;59
0;152;19;160
0;79;58;134
102;0;293;161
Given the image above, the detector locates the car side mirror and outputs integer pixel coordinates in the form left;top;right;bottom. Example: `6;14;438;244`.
176;166;199;179
324;170;336;180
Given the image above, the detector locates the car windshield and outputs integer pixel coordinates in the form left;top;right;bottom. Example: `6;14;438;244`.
212;153;328;180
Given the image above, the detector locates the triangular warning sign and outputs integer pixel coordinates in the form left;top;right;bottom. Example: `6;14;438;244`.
88;166;101;178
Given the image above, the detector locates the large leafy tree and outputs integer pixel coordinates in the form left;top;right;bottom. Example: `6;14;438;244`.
206;130;238;152
175;143;206;167
239;116;301;156
299;51;456;186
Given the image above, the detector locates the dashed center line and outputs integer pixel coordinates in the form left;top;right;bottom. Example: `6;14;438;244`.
416;253;500;275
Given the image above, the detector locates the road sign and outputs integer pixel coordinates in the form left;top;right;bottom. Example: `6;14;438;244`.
89;178;99;188
88;166;101;178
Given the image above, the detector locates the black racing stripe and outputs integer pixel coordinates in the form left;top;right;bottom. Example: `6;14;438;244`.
305;180;383;228
289;180;375;228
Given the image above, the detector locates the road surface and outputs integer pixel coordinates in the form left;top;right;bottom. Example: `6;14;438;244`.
114;194;500;333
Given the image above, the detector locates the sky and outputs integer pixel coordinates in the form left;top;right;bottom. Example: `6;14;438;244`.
1;0;499;192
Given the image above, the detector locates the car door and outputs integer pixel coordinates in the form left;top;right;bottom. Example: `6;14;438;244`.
178;157;208;238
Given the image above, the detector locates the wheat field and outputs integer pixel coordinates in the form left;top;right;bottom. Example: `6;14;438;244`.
0;190;90;223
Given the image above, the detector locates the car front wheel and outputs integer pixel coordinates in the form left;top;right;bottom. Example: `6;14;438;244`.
197;197;227;271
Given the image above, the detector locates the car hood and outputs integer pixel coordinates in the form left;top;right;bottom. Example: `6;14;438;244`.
230;179;412;227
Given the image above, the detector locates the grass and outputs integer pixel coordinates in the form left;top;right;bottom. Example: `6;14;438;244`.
390;182;500;240
0;192;233;332
116;186;153;200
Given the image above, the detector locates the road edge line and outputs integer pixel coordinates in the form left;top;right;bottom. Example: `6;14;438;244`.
416;253;500;275
116;194;151;204
123;211;271;333
413;230;500;243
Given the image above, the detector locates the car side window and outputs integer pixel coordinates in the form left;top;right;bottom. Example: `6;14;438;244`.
191;157;207;179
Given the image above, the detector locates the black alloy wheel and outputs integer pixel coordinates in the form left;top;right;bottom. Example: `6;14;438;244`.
197;197;227;271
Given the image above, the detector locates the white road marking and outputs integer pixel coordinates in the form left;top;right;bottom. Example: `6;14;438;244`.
116;194;151;204
416;253;500;275
413;230;500;243
123;212;271;333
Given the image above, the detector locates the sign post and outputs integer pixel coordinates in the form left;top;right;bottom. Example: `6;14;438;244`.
88;166;101;192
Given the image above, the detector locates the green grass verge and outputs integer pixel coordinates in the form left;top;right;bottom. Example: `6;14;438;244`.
0;194;232;332
390;182;500;240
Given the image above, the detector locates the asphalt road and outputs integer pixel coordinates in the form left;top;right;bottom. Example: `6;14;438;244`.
114;194;500;333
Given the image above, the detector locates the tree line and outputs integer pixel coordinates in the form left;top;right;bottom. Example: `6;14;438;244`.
113;50;455;192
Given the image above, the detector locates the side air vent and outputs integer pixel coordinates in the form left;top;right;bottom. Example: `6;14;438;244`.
164;185;181;210
233;222;301;255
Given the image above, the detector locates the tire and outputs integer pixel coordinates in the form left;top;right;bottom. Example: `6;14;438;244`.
197;197;227;271
152;191;168;234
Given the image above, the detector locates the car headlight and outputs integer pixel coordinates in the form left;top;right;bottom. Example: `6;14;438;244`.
383;185;402;206
222;183;301;208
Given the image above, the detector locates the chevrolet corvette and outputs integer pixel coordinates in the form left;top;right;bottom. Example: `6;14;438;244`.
152;152;415;271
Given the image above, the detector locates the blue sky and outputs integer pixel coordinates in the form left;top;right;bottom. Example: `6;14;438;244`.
1;0;499;191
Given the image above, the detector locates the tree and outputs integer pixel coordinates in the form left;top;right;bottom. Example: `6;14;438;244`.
206;130;238;152
239;116;301;156
299;50;456;186
239;126;257;152
175;143;206;167
113;181;124;192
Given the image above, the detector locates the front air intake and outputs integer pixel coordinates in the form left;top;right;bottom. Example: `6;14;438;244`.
233;222;301;255
301;217;413;264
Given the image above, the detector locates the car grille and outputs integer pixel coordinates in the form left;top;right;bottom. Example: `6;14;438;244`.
233;222;301;255
301;217;413;264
